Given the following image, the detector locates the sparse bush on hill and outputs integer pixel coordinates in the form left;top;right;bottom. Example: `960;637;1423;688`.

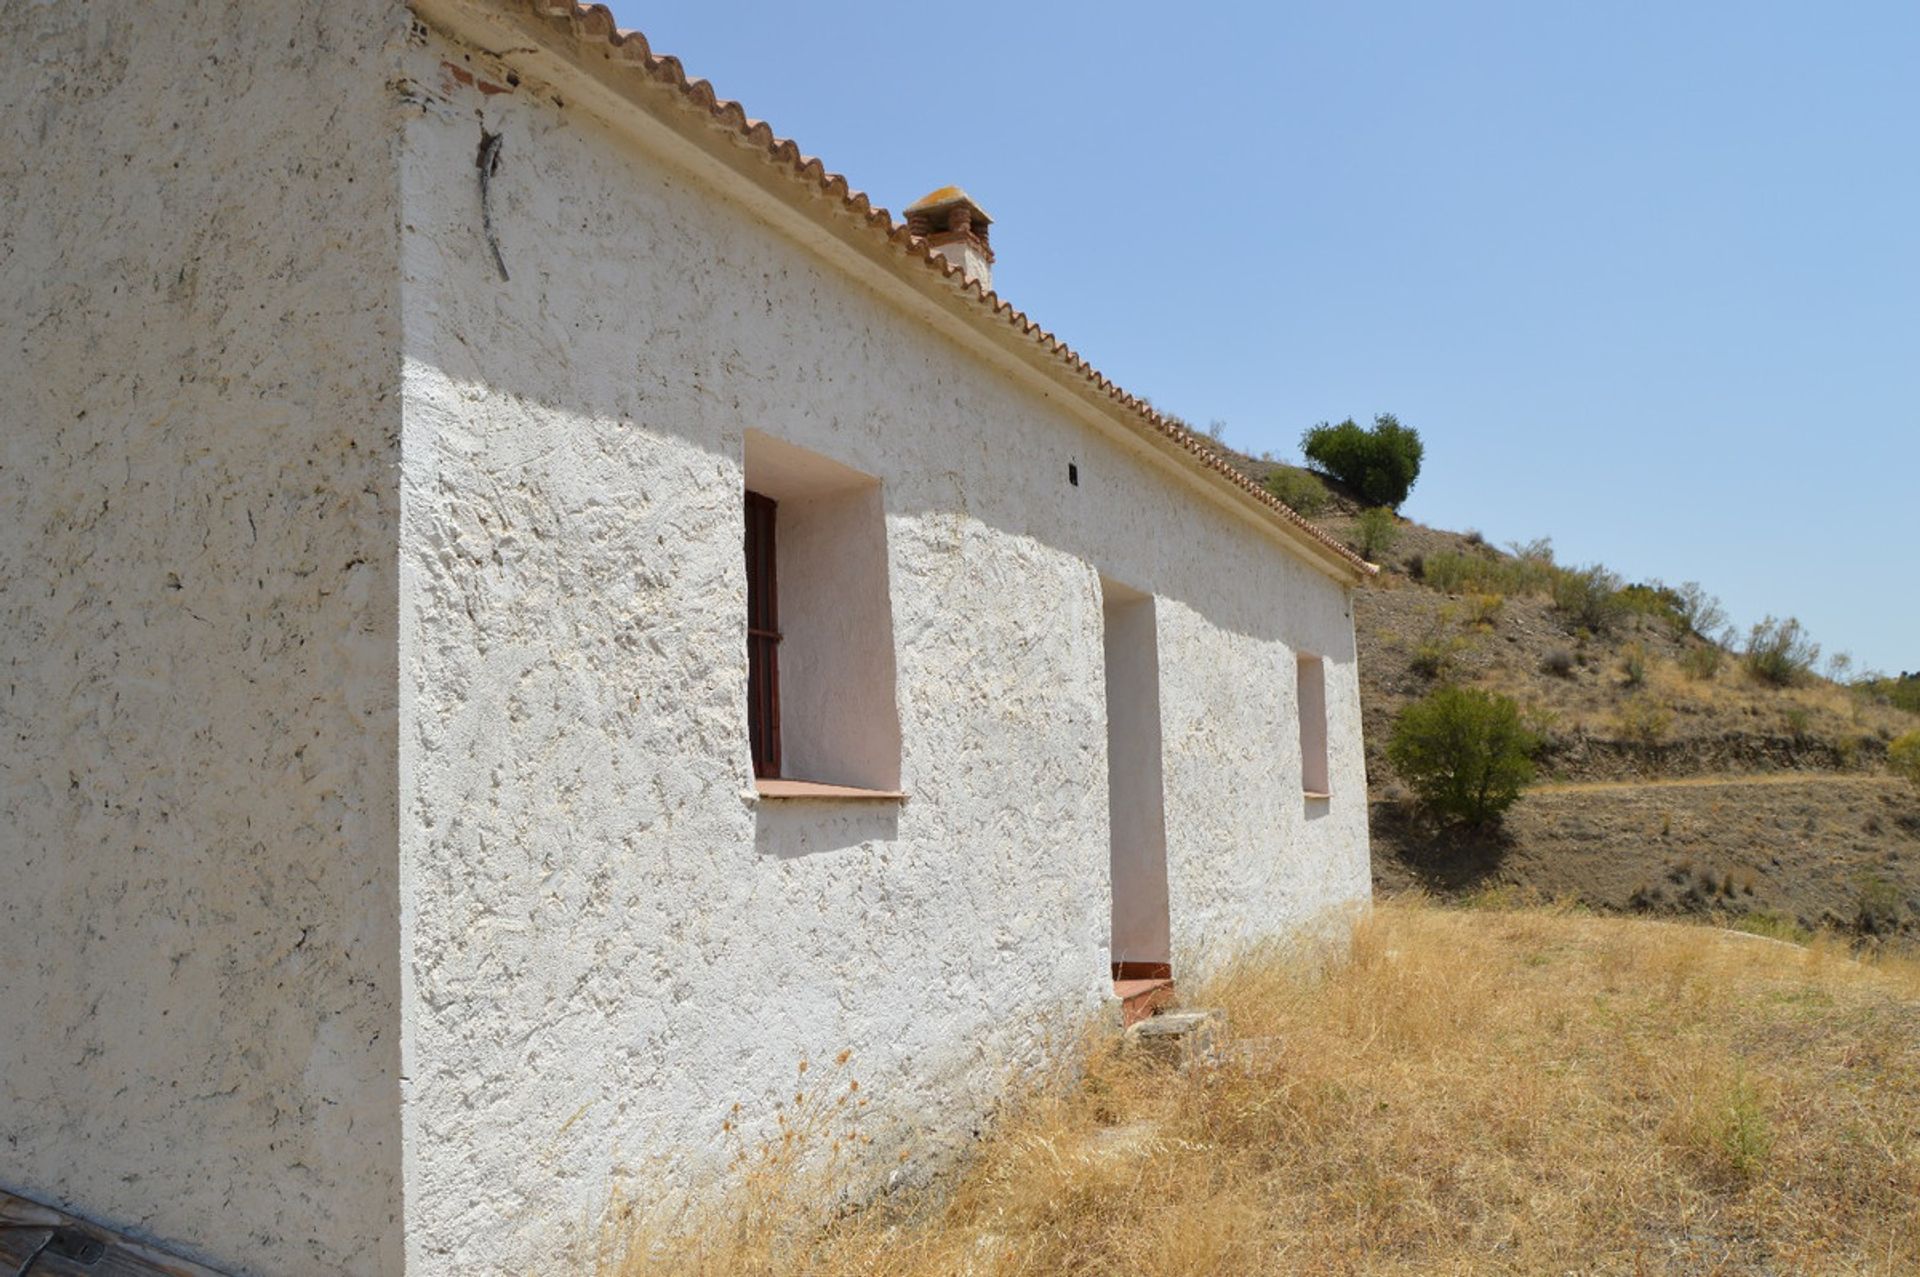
1504;542;1559;595
1744;615;1820;687
1621;642;1648;688
1680;642;1723;682
1542;648;1576;678
1853;871;1905;935
1550;563;1627;634
1300;413;1423;509
1466;593;1503;629
1262;465;1329;516
1617;694;1674;748
1410;637;1465;681
1617;583;1687;631
1387;686;1538;826
1409;609;1470;681
1420;550;1478;594
1352;507;1400;561
1669;581;1729;638
1420;547;1555;598
1507;536;1554;563
1861;673;1920;715
1890;731;1920;787
1611;579;1729;639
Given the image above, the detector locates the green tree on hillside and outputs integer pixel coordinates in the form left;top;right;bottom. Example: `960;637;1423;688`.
1301;413;1424;509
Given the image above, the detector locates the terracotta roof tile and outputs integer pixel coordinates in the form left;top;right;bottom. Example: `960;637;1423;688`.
508;2;1376;579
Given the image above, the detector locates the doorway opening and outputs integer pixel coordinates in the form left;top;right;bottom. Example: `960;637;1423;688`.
1100;577;1173;1024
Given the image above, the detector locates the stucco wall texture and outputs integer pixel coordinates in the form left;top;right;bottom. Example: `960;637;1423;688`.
393;20;1369;1275
3;6;1367;1275
0;2;408;1274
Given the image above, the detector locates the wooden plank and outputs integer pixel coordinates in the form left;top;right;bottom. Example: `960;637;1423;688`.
0;1190;231;1277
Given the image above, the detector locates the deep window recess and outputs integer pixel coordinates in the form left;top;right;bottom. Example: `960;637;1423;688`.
745;490;782;778
741;430;903;796
1297;653;1330;798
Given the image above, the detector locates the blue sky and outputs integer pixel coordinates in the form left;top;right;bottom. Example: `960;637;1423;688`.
610;2;1918;675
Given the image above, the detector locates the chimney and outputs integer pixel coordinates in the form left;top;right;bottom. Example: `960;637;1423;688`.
904;186;993;290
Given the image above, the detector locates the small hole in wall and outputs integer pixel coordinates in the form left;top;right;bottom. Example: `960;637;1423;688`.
1068;462;1079;487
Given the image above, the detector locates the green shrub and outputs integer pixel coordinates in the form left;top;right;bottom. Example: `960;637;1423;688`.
1466;593;1504;629
1890;731;1920;787
1621;642;1648;688
1386;686;1539;826
1501;549;1560;597
1352;507;1401;561
1263;465;1329;516
1680;643;1723;682
1418;549;1556;599
1617;583;1686;630
1744;616;1820;687
1299;413;1424;509
1550;564;1626;633
1410;636;1466;681
1420;551;1479;594
1860;675;1920;716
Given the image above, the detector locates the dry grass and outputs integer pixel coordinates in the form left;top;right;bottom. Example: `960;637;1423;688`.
602;900;1920;1275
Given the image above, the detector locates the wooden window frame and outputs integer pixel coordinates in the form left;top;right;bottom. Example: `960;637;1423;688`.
745;490;782;778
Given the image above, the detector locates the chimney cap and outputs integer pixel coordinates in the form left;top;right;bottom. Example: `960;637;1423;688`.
903;185;992;226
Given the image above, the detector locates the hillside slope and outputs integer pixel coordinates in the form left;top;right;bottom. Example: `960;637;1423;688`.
1219;444;1920;938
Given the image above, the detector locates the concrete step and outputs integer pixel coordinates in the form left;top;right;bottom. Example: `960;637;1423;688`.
1112;977;1176;1028
1123;1007;1225;1067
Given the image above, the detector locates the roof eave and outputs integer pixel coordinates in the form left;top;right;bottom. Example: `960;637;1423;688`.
408;0;1378;585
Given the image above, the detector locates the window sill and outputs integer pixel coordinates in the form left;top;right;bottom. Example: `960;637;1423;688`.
753;778;906;801
1303;790;1333;801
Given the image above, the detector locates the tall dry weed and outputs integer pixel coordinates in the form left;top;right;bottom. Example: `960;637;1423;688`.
603;901;1920;1276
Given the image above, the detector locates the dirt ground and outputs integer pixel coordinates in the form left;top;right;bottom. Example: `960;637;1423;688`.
1372;773;1919;933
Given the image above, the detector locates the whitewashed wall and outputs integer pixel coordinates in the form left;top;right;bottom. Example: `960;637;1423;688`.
0;2;408;1275
396;22;1369;1274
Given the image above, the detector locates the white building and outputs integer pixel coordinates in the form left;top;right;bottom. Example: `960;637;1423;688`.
0;2;1374;1273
